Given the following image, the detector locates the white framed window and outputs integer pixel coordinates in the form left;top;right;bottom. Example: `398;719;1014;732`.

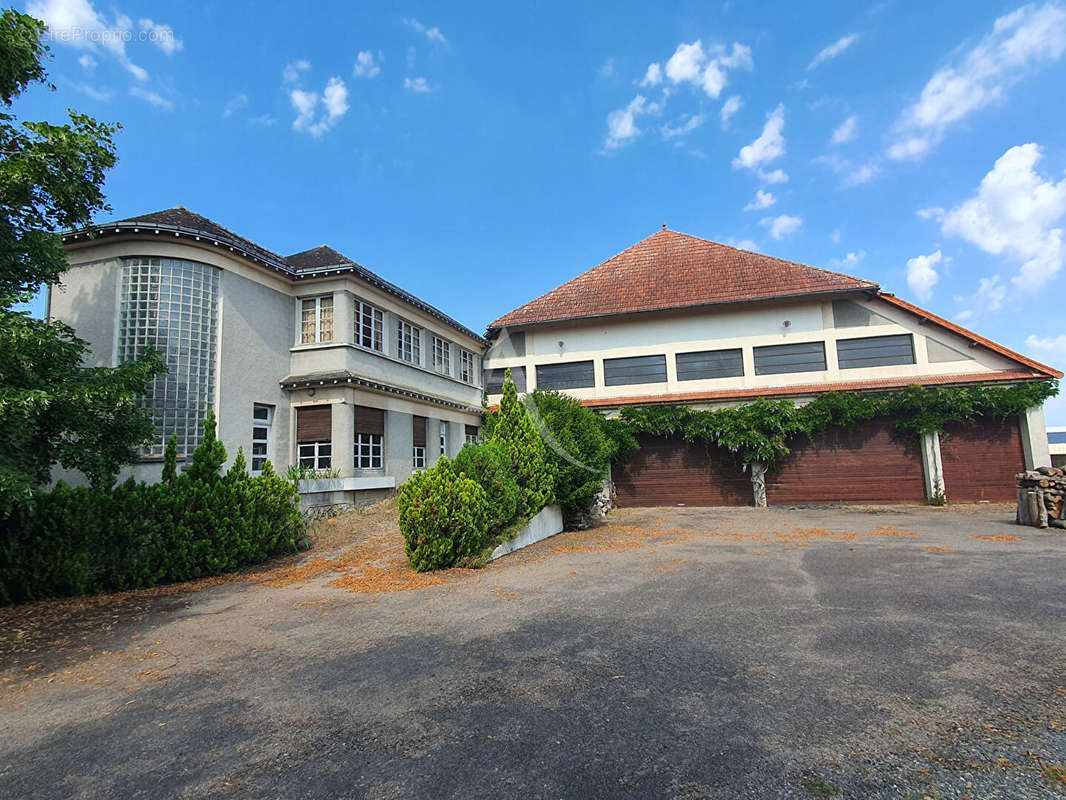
433;336;451;375
397;319;422;364
413;446;426;469
464;424;479;445
251;404;273;473
299;295;334;344
439;421;448;456
356;299;384;352
355;433;384;469
459;349;477;384
298;441;332;470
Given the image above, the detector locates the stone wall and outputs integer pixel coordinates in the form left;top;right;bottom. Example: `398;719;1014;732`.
1016;467;1066;529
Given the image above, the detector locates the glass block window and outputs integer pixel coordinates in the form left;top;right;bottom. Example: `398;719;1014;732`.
299;295;334;344
251;404;273;473
433;336;451;375
356;299;384;351
398;319;422;364
119;257;219;457
459;349;477;384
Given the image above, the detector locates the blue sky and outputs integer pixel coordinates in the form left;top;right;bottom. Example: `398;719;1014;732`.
16;0;1066;423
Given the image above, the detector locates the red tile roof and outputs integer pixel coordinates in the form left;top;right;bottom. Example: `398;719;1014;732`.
579;371;1053;409
488;228;877;329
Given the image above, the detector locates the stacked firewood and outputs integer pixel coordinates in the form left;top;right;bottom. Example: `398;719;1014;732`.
1017;467;1066;529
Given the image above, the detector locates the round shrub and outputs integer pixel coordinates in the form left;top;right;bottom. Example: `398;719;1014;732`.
398;457;490;572
453;441;520;540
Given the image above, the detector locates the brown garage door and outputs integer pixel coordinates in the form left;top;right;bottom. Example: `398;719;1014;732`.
614;433;752;507
766;419;927;505
940;417;1025;502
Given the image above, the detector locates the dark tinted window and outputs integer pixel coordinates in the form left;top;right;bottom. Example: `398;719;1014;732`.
1048;432;1066;444
676;348;744;381
484;366;526;394
836;334;915;370
536;361;595;390
753;341;826;375
603;355;667;386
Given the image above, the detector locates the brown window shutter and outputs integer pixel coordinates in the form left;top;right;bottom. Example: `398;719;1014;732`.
413;415;427;447
354;405;385;436
465;425;478;437
296;405;332;443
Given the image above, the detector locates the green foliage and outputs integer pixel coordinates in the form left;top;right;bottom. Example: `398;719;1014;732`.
597;415;640;463
398;457;489;572
490;369;555;518
0;10;164;512
162;435;178;486
0;418;307;604
528;389;613;515
453;441;520;540
284;463;340;482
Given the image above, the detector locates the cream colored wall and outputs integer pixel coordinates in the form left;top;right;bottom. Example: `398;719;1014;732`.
483;295;1022;404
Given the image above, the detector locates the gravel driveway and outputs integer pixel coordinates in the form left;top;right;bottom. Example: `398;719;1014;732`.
1;504;1064;799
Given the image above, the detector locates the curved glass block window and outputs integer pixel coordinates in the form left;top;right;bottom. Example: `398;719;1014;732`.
119;258;220;458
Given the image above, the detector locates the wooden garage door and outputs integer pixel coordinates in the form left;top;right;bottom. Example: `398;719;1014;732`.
614;433;752;507
940;417;1024;502
766;419;926;505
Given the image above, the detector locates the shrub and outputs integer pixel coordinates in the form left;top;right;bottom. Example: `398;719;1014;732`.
398;457;490;572
489;369;554;519
528;389;613;516
454;441;520;540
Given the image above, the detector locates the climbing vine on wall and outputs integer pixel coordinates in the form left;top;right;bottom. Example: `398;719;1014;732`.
616;380;1059;469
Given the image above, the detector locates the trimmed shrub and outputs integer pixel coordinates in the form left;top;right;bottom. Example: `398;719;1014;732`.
398;457;490;572
490;369;554;519
454;441;520;540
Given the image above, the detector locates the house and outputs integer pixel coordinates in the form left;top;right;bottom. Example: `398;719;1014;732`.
50;207;485;511
483;227;1062;506
1050;427;1066;469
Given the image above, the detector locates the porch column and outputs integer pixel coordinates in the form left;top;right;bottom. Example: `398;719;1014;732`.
1019;406;1051;470
332;399;355;478
920;432;945;501
333;290;354;346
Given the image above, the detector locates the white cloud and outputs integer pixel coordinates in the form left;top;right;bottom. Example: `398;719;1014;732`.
223;93;248;118
404;76;432;93
603;94;662;150
138;18;182;55
952;274;1007;318
757;168;789;184
283;60;310;84
640;62;662;87
830;250;866;268
917;206;946;221
814;153;881;187
322;77;349;118
1025;333;1066;359
888;3;1066;160
955;309;975;322
720;95;743;127
663;39;752;99
28;0;154;81
733;103;785;169
248;113;276;126
940;143;1066;290
830;114;857;144
666;41;705;83
761;214;803;239
71;82;110;101
728;238;761;252
906;249;943;300
661;113;705;140
130;86;173;111
744;189;776;211
404;18;447;44
353;50;381;78
808;33;859;70
289;74;349;136
78;53;96;70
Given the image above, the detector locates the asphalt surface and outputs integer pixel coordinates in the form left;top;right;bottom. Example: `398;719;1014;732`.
1;505;1064;799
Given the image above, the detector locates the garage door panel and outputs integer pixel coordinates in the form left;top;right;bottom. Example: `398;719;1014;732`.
614;433;751;507
940;418;1024;502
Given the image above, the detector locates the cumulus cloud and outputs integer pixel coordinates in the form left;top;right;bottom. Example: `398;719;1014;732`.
640;62;662;87
814;153;881;188
720;94;743;127
138;18;182;55
906;249;942;300
733;104;785;169
917;206;946;221
1025;333;1066;359
761;214;803;239
808;33;859;70
603;94;662;150
757;168;789;184
830;114;858;144
283;60;310;84
287;68;349;136
940;143;1066;290
830;250;866;268
404;76;432;93
404;18;447;44
353;50;381;78
888;3;1066;160
728;238;761;252
663;40;753;99
744;189;776;211
78;53;96;70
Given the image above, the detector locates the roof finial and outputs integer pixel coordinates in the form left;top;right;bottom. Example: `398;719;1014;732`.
662;222;667;231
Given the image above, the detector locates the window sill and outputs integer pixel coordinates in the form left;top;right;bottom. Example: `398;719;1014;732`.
297;475;396;493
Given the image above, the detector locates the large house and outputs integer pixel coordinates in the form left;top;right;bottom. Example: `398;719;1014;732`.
482;227;1061;506
51;207;485;509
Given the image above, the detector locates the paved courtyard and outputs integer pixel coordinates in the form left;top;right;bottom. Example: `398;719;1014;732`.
1;504;1064;799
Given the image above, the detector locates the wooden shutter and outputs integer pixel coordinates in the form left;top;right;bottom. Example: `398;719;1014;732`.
354;405;385;436
413;416;427;447
465;424;478;438
296;405;332;443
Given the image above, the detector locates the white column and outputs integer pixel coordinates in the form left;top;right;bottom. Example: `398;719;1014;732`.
921;432;945;500
332;398;355;478
1020;406;1051;469
333;290;354;345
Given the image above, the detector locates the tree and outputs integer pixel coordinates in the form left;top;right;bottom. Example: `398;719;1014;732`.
489;369;554;519
0;9;164;512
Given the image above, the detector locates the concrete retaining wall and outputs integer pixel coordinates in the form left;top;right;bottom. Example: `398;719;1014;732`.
490;505;564;561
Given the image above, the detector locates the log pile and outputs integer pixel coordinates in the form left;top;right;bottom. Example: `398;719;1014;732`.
1016;467;1066;529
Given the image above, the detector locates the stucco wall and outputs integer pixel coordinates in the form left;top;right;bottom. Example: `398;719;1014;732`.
47;257;121;367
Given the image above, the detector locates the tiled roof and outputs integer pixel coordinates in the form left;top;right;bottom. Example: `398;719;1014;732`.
488;228;877;329
578;371;1054;409
286;245;353;271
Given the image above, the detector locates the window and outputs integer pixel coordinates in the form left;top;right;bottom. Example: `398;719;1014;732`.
397;319;421;364
836;334;915;370
119;257;219;457
354;406;385;470
465;425;479;444
251;404;273;473
603;355;667;386
440;421;448;455
356;299;384;352
676;348;744;381
536;361;595;390
753;341;827;376
433;336;451;375
459;349;477;384
484;366;526;393
413;416;427;468
296;405;332;471
299;295;334;344
1049;432;1066;445
298;442;332;470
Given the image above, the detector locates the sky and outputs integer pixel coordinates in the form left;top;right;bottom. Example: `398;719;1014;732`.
14;0;1066;424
